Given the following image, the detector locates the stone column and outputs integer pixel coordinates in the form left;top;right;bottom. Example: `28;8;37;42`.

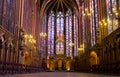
64;14;66;55
72;13;74;58
54;13;56;55
0;38;2;61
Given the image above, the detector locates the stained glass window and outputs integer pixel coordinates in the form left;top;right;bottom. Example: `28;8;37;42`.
82;3;85;46
66;13;69;56
112;0;118;30
47;11;76;57
74;14;78;56
90;0;96;46
4;0;10;29
56;12;64;54
41;14;47;58
56;12;64;37
2;0;16;34
0;0;3;25
94;0;98;44
106;0;118;34
66;11;72;57
69;15;72;57
106;0;112;34
10;0;15;33
56;41;64;54
48;11;55;56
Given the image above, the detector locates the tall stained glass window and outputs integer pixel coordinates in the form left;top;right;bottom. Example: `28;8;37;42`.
4;0;11;29
48;11;55;56
66;11;72;57
66;13;69;56
82;3;85;46
106;0;118;34
74;14;78;56
41;14;47;58
47;11;77;57
56;12;64;54
0;0;3;25
90;0;96;46
56;12;64;37
9;0;16;33
3;0;16;33
94;0;98;44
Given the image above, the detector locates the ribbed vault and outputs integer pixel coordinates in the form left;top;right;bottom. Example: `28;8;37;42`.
37;0;79;18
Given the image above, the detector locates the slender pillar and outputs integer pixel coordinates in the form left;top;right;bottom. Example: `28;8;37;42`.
46;14;48;58
54;12;57;55
64;15;66;55
18;0;23;63
4;41;7;62
72;12;74;58
78;19;80;58
85;0;91;53
6;44;10;62
0;38;2;61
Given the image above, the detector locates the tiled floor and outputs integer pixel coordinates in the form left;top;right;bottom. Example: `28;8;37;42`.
1;72;119;77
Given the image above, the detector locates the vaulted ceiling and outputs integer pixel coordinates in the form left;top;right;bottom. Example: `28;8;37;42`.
45;0;78;14
37;0;79;17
